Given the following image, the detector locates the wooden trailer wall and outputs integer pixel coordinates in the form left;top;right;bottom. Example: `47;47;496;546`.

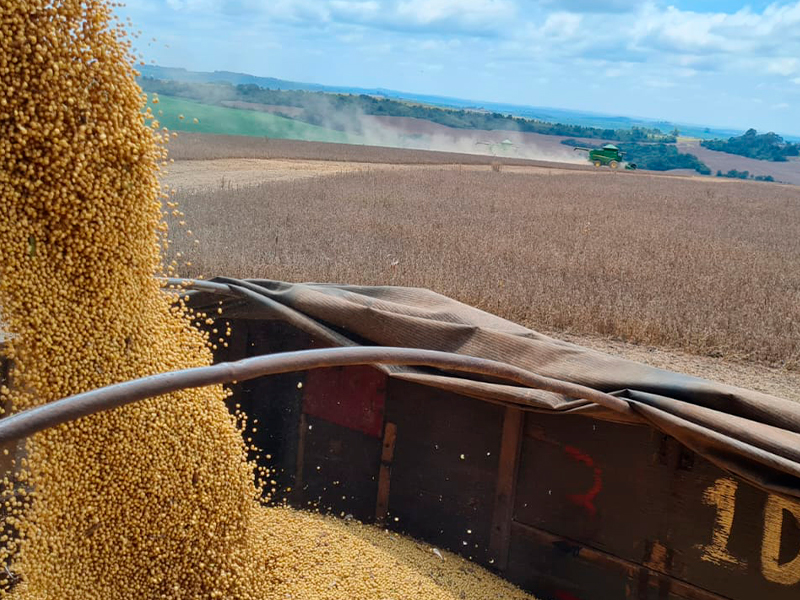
219;318;800;600
2;320;799;600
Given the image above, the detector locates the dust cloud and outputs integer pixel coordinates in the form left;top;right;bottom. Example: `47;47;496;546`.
142;78;586;164
303;101;586;164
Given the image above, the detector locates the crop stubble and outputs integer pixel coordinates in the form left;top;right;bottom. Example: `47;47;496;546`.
168;132;595;169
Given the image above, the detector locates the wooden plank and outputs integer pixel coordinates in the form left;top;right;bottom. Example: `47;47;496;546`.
292;412;307;505
514;412;800;600
297;416;382;521
375;422;397;524
237;321;310;495
516;414;656;560
488;406;524;570
506;520;635;600
383;378;504;565
508;521;731;600
302;366;386;438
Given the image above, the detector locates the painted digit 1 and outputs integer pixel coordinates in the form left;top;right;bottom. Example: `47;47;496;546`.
698;478;745;568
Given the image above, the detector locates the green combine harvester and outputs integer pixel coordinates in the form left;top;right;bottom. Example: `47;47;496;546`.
574;144;637;170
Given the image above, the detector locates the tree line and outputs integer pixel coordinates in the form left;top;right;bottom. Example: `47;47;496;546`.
138;77;675;143
701;129;799;162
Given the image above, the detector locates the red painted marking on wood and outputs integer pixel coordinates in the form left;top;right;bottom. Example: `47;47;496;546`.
302;366;386;437
555;591;583;600
564;445;593;466
564;445;603;517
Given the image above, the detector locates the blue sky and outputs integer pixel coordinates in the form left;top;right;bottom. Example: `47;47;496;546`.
117;1;800;135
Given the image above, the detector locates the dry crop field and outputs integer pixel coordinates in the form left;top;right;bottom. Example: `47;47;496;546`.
168;132;595;169
678;141;800;186
164;135;800;397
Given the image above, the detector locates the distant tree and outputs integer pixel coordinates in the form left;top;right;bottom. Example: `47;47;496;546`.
701;129;799;161
617;143;710;174
718;169;750;179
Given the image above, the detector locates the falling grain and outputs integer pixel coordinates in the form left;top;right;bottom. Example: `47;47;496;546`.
0;3;535;599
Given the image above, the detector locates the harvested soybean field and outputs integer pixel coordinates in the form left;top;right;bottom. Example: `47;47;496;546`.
168;133;595;168
163;134;800;401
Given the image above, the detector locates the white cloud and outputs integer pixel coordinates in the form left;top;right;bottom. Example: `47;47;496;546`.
159;0;800;75
539;0;638;13
540;12;582;39
337;32;364;43
793;77;800;85
503;1;800;86
631;6;753;55
772;102;790;110
674;67;697;78
644;77;677;89
417;38;462;51
766;58;798;76
365;42;393;54
262;0;519;35
329;1;380;20
165;0;220;9
667;54;719;72
394;0;516;32
630;3;800;59
264;0;331;24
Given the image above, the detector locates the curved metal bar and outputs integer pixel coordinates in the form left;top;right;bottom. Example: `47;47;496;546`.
0;347;632;444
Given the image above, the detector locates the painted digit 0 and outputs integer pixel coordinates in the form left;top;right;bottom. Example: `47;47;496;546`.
761;495;800;585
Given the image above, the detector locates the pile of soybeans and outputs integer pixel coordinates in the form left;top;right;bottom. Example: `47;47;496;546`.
0;2;535;599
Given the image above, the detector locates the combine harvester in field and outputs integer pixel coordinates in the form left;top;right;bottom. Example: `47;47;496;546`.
3;278;800;600
574;144;637;170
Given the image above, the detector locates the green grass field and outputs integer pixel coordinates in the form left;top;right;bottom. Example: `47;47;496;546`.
147;95;356;143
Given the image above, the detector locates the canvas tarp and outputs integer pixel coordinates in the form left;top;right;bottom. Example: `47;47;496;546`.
187;277;800;500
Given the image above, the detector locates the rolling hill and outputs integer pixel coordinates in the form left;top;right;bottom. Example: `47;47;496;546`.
141;65;793;142
147;95;356;144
